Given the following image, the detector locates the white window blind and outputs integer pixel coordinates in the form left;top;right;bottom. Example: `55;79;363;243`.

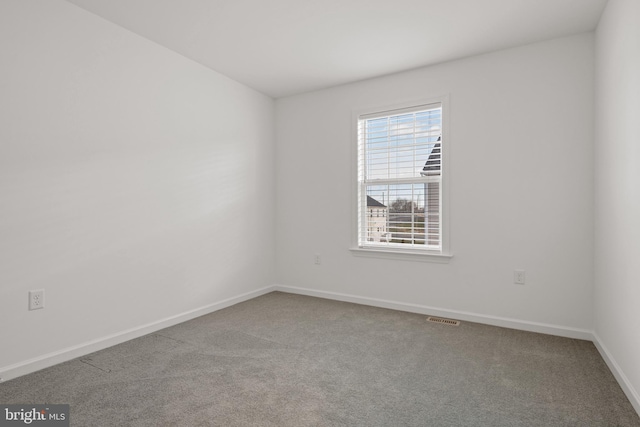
357;102;443;251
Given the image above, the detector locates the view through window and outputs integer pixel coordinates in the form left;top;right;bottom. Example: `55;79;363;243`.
357;102;443;251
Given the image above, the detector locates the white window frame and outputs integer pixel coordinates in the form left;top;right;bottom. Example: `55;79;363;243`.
350;96;452;263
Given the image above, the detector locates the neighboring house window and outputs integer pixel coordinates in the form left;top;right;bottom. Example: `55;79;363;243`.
356;99;448;255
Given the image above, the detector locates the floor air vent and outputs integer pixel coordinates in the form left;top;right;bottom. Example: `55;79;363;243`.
426;316;460;326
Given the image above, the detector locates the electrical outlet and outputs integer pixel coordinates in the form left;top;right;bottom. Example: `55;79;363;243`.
314;254;321;265
29;289;45;310
514;270;525;285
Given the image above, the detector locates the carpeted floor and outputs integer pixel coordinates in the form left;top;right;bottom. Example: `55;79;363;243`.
1;291;639;426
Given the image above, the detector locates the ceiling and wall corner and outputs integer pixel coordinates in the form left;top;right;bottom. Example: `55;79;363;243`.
64;0;608;98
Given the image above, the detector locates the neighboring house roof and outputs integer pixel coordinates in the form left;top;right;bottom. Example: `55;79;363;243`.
367;196;386;208
421;136;441;176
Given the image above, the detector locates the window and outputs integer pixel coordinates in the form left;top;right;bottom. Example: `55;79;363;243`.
353;98;450;260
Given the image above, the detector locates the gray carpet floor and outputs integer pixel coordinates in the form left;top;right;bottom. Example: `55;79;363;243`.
1;291;639;426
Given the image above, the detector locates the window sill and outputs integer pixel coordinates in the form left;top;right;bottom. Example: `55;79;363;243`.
349;247;453;263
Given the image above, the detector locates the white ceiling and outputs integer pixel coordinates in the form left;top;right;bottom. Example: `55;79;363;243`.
65;0;608;98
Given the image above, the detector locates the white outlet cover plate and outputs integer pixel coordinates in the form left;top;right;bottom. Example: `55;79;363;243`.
29;289;44;310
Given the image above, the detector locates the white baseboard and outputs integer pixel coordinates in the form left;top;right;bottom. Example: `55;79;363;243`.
3;283;638;419
273;285;640;417
0;286;275;383
273;285;593;340
592;332;640;416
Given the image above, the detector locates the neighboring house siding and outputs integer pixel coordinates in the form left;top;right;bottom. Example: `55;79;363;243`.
426;181;440;246
366;196;388;242
422;140;441;247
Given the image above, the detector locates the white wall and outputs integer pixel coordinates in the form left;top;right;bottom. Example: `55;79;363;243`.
276;34;594;332
0;0;275;376
594;0;640;411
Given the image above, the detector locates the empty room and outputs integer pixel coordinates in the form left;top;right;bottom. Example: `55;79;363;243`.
1;0;639;425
